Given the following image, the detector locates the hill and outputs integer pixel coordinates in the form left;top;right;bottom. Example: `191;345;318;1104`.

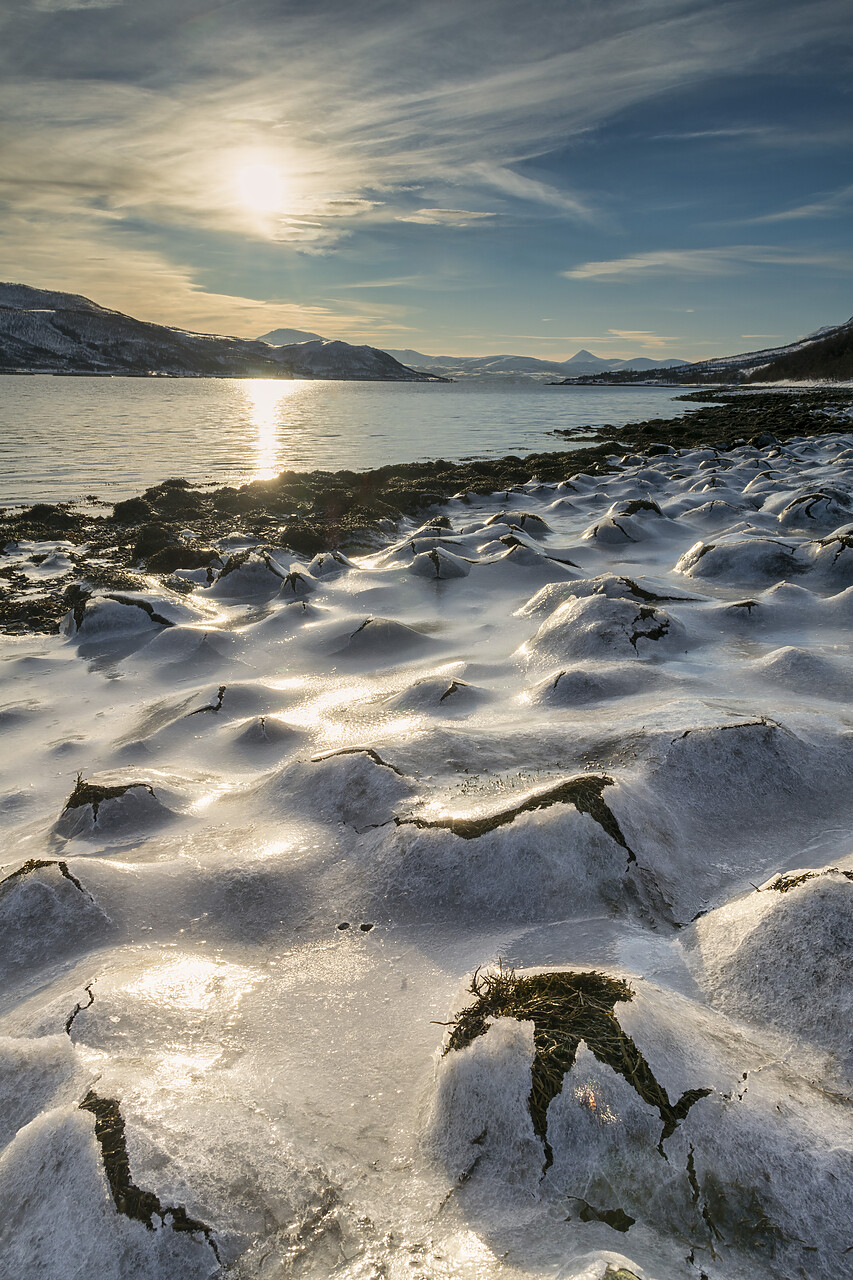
258;327;325;345
380;347;688;379
746;318;853;382
0;285;439;381
557;316;853;385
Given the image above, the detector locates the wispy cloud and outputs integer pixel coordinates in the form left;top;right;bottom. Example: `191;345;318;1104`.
741;183;853;223
563;245;853;281
605;328;684;347
396;208;495;226
33;0;120;9
3;0;852;332
337;275;426;289
650;127;770;141
467;164;594;219
5;1;850;249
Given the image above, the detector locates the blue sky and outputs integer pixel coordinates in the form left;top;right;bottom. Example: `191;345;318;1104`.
1;0;851;359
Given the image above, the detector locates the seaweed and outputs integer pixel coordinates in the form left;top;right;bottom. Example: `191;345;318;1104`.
188;685;226;715
767;867;853;893
79;1091;220;1261
0;857;88;896
311;745;405;776
568;1197;635;1232
398;773;633;855
64;774;155;822
628;606;670;649
616;499;663;516
439;679;468;702
443;966;710;1167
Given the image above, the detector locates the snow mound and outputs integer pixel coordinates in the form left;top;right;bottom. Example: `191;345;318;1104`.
523;594;689;665
686;867;853;1086
0;860;111;971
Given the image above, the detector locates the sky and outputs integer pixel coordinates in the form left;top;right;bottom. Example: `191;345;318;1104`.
1;0;851;360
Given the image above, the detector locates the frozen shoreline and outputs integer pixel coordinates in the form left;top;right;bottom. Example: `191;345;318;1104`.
2;423;853;1278
2;386;852;636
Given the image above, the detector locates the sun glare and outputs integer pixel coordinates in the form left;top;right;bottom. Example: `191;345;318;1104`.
246;378;302;480
237;161;287;215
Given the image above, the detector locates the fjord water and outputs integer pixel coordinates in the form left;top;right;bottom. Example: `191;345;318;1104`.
0;376;699;505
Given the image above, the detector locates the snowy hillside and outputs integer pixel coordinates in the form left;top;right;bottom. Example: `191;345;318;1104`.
381;347;690;379
0;285;436;381
664;315;853;383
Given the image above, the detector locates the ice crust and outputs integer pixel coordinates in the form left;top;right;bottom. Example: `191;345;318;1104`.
3;431;853;1278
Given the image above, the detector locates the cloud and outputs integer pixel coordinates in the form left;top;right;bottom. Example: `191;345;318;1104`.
742;183;853;223
605;328;684;347
650;127;770;141
33;0;121;9
338;275;427;289
563;245;853;280
3;0;852;329
467;164;594;219
4;0;850;253
0;212;413;340
396;208;495;226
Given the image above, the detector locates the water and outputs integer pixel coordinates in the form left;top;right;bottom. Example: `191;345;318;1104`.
0;376;699;506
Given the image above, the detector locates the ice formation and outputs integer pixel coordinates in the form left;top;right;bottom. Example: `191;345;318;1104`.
2;432;853;1278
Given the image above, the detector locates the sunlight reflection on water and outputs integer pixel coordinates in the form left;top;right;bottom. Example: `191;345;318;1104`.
245;378;304;481
1;377;706;506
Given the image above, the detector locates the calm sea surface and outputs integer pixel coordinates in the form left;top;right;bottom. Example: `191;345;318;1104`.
0;376;701;507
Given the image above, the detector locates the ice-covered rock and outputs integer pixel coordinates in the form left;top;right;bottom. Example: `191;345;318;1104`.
523;594;689;666
0;860;111;971
410;547;472;579
206;551;286;599
54;778;175;840
685;867;853;1086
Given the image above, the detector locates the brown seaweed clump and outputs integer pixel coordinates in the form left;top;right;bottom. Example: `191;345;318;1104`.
444;966;709;1165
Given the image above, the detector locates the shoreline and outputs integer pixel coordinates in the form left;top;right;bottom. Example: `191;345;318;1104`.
2;387;851;635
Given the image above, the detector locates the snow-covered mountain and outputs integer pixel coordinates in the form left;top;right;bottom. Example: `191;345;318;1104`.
555;316;853;384
679;315;853;383
0;285;438;381
258;326;324;345
635;315;853;384
380;346;689;379
264;338;438;380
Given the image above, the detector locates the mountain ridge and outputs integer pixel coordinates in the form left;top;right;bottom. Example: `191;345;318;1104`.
0;285;440;382
556;315;853;385
377;347;689;378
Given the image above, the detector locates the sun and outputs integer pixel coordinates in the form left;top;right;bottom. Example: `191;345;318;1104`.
236;161;286;215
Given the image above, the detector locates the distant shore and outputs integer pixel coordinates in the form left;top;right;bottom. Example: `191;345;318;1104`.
1;387;851;635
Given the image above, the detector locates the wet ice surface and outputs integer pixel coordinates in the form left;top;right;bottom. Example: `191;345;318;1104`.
2;435;853;1279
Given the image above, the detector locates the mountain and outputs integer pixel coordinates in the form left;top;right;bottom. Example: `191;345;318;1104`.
612;356;691;371
380;349;571;377
555;316;853;385
662;316;853;384
0;285;439;381
744;317;853;382
264;338;439;380
559;349;612;373
382;347;689;379
259;327;324;345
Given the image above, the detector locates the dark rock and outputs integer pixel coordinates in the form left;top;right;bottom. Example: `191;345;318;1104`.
146;545;220;573
112;497;151;524
131;523;175;561
21;502;77;529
